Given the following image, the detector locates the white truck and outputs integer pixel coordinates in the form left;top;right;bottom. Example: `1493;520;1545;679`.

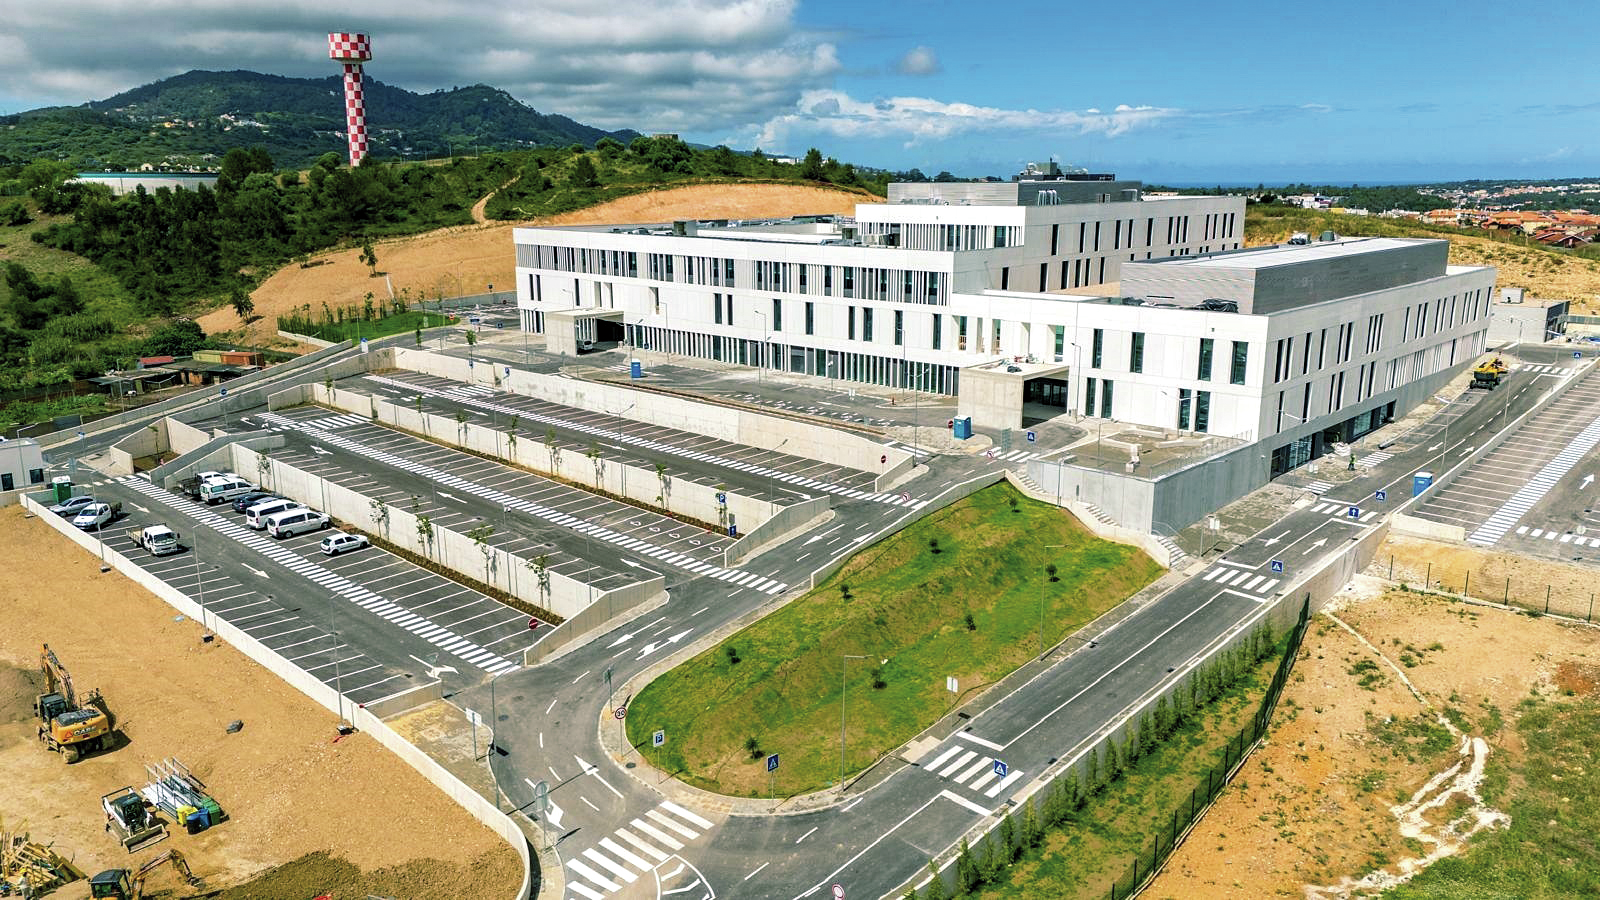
129;524;182;556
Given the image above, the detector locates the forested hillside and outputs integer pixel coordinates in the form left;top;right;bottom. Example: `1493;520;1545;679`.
0;69;640;170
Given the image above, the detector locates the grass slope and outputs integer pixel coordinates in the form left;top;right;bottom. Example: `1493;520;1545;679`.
625;483;1162;797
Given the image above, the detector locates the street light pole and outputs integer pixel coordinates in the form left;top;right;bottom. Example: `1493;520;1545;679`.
840;653;866;788
752;310;768;386
1040;544;1066;656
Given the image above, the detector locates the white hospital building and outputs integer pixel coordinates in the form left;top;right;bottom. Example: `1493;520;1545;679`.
512;174;1495;482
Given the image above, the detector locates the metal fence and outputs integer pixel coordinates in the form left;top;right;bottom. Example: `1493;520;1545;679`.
1104;594;1311;899
1382;555;1600;622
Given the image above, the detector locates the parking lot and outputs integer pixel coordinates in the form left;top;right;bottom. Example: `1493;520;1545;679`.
1411;362;1600;560
249;407;788;595
57;470;544;703
352;370;906;505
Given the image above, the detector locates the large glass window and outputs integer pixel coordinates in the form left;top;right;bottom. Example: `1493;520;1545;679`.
1084;377;1097;416
933;314;943;350
1130;332;1145;373
1100;380;1114;418
1053;325;1065;362
1178;388;1192;430
1230;340;1249;385
863;308;874;342
894;310;904;346
805;301;815;336
1198;338;1214;381
1091;328;1104;368
772;298;782;332
1195;390;1211;432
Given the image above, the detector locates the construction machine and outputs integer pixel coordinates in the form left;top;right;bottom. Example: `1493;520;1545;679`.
1470;357;1510;390
34;643;112;763
101;788;167;854
87;849;200;899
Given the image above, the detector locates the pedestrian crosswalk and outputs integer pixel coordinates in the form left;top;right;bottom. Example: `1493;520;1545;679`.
987;448;1040;463
1511;363;1577;376
564;801;714;900
921;740;1025;801
1356;450;1392;469
260;411;791;596
1469;410;1600;545
1199;563;1281;601
301;413;367;431
1304;480;1335;495
1513;526;1600;547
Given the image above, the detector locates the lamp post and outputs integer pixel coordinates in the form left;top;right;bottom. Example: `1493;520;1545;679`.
752;310;768;385
840;653;866;789
1040;544;1066;656
613;402;635;497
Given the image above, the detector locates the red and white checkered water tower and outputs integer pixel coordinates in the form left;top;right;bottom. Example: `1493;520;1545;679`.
328;32;373;166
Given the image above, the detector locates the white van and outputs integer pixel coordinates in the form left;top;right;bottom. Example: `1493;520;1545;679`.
264;507;331;539
199;476;255;505
245;498;304;529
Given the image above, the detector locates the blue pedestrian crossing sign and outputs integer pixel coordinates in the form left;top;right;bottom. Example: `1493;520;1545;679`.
767;753;780;772
1375;489;1387;502
1270;559;1284;573
1348;506;1360;519
1026;430;1037;443
993;759;1008;777
653;729;665;747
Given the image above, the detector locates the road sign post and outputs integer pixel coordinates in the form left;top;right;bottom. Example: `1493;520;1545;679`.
1026;430;1036;443
832;885;845;900
1375;489;1387;502
1348;506;1360;519
993;759;1008;778
1270;559;1284;573
767;753;779;799
653;729;665;747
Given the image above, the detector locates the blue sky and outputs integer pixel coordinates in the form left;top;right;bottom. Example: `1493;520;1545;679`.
3;0;1594;183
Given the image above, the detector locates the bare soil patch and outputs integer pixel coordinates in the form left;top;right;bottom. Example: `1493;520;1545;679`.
0;504;519;899
201;182;869;347
1147;577;1600;898
1372;533;1599;620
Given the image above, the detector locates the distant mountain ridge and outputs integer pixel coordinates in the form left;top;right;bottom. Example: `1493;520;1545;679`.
0;69;641;169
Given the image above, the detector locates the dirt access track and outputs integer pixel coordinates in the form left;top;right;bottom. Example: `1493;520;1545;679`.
201;182;872;347
1149;574;1600;897
0;505;520;899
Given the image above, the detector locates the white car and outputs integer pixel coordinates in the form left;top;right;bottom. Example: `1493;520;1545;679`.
71;502;121;530
319;532;369;556
50;495;97;516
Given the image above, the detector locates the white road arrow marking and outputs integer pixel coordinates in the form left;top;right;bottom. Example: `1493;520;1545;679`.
1427;443;1442;452
608;633;635;648
130;502;149;513
409;654;458;677
243;564;268;578
436;491;461;502
1263;530;1289;547
1300;538;1328;556
311;446;331;456
1584;474;1595;490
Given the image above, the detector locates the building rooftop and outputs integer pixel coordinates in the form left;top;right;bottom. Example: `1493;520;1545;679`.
1151;237;1429;270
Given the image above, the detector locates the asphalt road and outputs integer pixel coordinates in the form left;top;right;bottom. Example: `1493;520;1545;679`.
467;355;1561;900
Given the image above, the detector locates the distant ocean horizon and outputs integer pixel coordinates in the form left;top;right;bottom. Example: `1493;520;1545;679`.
1156;179;1433;189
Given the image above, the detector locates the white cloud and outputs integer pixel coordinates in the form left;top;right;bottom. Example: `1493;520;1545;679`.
754;90;1178;148
895;46;941;76
1;0;838;132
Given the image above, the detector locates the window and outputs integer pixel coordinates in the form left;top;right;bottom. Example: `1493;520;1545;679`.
1050;223;1060;255
805;301;815;336
863;308;874;342
957;315;968;350
933;314;943;350
799;265;808;293
0;473;10;491
772;298;782;332
1000;267;1010;291
713;293;723;324
1100;379;1114;418
848;306;856;340
726;294;734;325
723;257;734;285
843;267;854;297
1195;391;1210;433
1039;263;1048;292
1091;328;1104;368
1230;341;1248;385
1084;377;1097;416
1198;338;1214;381
894;310;904;346
1178;388;1192;430
994;226;1008;248
824;266;832;293
1130;332;1145;373
1053;325;1065;362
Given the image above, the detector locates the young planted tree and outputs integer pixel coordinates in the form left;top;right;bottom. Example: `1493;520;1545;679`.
654;461;668;504
467;524;496;587
528;553;552;606
587;440;604;489
229;288;255;320
368;497;389;539
359;239;379;277
465;329;477;359
506;414;520;460
455;409;469;444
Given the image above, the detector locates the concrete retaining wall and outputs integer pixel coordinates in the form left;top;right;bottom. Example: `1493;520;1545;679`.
166;417;212;455
809;472;1005;590
107;419;169;476
391;347;907;480
1390;513;1466;542
277;330;338;349
1004;471;1174;567
20;492;533;900
721;496;831;567
230;443;660;621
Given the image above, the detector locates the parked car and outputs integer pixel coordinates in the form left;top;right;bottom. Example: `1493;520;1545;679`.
264;508;331;539
49;495;98;516
319;532;369;556
231;491;278;513
72;502;122;530
199;476;255;505
178;471;226;498
245;498;304;529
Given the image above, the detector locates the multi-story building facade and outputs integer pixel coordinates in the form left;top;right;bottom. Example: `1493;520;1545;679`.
512;177;1495;478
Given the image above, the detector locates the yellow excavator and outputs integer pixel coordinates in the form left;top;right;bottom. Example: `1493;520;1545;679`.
87;849;201;899
34;643;113;763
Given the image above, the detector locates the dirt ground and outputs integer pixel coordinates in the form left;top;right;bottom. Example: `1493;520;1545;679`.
200;182;870;347
1373;532;1600;621
0;504;520;899
1148;576;1600;898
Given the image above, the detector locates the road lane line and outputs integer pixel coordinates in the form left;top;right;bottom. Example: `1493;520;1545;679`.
940;789;991;817
796;826;818;844
575;755;625;800
954;731;1003;751
660;800;714;830
744;862;770;881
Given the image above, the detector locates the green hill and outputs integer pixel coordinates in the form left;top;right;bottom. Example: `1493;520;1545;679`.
0;69;640;170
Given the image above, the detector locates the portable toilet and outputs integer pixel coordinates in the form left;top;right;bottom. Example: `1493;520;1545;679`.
51;475;72;503
630;360;642;379
1412;471;1433;497
953;417;973;440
